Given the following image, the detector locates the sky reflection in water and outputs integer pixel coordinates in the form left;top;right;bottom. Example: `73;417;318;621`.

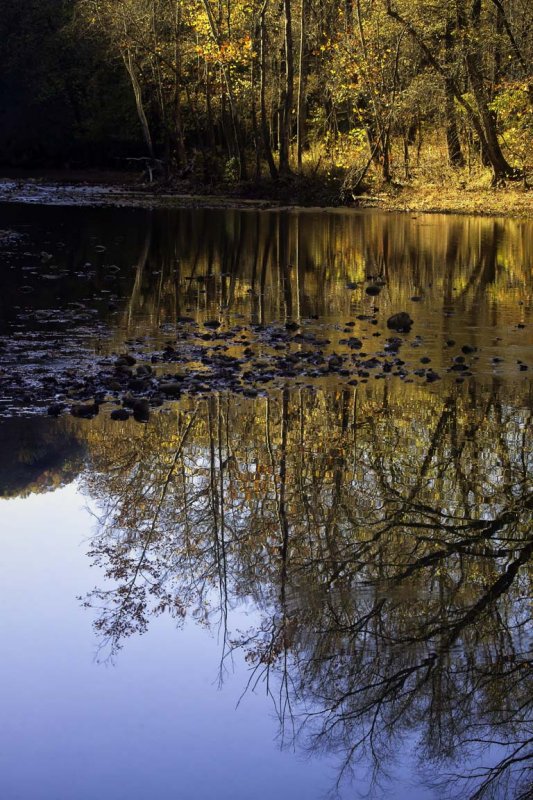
1;486;356;800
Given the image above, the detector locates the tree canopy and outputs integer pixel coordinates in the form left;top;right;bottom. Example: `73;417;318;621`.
1;0;532;188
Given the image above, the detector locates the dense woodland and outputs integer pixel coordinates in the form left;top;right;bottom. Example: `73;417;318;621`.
1;0;533;194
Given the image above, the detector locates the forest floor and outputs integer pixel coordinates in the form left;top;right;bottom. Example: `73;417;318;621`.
357;182;533;217
1;170;533;217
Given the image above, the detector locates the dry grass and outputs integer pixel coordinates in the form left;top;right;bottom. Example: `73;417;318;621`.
350;136;533;218
362;182;533;218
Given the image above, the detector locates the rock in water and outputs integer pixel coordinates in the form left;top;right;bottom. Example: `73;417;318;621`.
131;399;150;423
71;400;100;419
111;408;130;421
387;312;413;333
159;382;182;397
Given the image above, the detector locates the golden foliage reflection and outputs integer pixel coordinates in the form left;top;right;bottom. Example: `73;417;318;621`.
80;380;532;800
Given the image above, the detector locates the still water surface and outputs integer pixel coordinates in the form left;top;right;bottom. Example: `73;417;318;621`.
0;204;531;799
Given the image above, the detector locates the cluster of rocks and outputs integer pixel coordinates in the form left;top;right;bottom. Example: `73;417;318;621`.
0;310;528;423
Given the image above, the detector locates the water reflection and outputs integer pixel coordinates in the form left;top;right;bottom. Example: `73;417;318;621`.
0;206;531;404
0;417;85;497
75;381;532;799
1;204;531;797
116;210;533;359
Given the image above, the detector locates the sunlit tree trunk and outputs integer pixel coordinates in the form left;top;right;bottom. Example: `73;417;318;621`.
122;48;154;158
457;0;516;181
296;0;308;172
279;0;294;176
444;17;464;167
259;0;278;179
173;0;186;168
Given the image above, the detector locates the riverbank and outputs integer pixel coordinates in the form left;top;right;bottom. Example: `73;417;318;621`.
358;182;533;218
1;171;533;217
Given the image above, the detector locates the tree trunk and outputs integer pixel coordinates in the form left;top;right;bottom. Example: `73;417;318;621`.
296;0;308;172
122;49;154;158
456;0;517;180
444;18;464;166
259;1;278;180
487;0;533;104
250;45;262;180
279;0;294;176
173;1;186;168
201;0;247;179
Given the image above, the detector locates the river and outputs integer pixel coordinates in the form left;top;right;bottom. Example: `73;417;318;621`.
0;202;531;800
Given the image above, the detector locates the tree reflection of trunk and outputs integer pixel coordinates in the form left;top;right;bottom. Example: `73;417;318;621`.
224;213;245;315
278;389;289;605
443;223;460;316
278;213;293;320
455;222;500;326
208;397;229;652
264;390;295;726
110;208;531;341
295;213;302;321
249;213;261;324
124;213;153;329
259;215;275;325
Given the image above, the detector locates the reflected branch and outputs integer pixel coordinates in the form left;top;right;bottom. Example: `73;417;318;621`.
79;383;532;796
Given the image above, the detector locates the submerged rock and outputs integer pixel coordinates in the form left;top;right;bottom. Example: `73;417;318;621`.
115;354;136;367
129;398;150;423
387;312;413;333
110;408;130;421
71;400;100;419
159;382;182;397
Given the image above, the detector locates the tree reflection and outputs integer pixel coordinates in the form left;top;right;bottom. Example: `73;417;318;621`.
0;417;85;497
80;381;532;799
118;209;532;340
